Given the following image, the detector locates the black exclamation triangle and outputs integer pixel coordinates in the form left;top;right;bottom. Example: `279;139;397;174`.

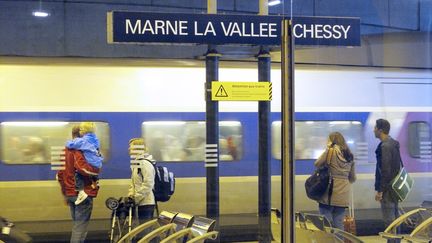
216;85;228;97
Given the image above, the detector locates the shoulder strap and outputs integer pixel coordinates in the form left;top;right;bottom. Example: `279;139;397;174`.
142;158;155;166
136;158;154;178
326;147;335;204
396;146;404;168
349;189;355;217
135;160;155;187
135;167;143;181
326;147;334;165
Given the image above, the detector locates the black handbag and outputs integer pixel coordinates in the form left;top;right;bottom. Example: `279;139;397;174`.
305;147;334;201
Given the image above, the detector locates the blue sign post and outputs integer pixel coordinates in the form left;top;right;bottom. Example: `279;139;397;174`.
107;11;361;46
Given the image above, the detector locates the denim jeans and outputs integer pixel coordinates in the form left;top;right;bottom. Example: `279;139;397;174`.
135;205;155;242
67;196;93;243
137;205;155;225
319;203;346;230
381;191;400;243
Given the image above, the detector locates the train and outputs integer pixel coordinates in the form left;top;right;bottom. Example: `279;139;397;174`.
0;57;431;239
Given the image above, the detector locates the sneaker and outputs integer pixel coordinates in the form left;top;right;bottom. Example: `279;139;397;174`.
75;191;88;205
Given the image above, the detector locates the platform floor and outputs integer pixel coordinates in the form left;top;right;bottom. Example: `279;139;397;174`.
28;232;387;242
238;235;386;243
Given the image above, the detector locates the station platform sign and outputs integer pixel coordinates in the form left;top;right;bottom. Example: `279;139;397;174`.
107;11;360;46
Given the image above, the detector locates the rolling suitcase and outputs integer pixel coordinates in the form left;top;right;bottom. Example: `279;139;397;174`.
343;212;356;235
344;190;356;235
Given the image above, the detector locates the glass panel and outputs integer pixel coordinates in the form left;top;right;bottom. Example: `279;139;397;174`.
291;0;432;239
0;121;110;164
408;121;431;158
142;121;242;162
272;120;363;160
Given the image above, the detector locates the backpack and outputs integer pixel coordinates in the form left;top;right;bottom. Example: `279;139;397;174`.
142;159;175;202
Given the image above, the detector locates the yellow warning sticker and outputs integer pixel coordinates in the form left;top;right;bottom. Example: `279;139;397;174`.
211;81;272;101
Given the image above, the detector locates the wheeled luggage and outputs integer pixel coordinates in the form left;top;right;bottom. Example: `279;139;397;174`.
343;214;356;235
344;190;356;236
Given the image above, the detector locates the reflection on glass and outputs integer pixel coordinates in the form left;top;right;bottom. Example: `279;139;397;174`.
408;121;431;158
142;121;242;162
0;121;110;164
272;120;363;160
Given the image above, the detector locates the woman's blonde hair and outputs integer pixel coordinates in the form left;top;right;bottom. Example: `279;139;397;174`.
129;138;148;153
79;122;96;134
328;131;353;162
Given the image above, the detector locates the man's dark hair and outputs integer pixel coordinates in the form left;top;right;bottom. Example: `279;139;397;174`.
376;119;390;134
71;125;81;138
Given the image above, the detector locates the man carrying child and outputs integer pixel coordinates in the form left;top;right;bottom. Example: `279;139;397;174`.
66;122;103;205
57;124;102;243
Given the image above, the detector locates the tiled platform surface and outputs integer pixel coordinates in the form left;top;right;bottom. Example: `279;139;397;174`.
238;235;387;243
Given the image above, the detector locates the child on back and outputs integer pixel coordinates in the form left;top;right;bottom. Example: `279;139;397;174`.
66;122;103;205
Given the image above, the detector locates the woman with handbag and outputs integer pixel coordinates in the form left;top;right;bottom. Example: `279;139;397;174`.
314;132;356;230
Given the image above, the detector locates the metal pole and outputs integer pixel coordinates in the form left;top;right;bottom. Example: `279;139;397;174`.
258;46;272;242
281;18;295;243
205;1;219;239
258;1;271;242
259;0;269;15
205;49;220;226
208;0;217;14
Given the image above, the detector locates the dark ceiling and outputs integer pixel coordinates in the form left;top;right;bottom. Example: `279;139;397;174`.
0;0;431;68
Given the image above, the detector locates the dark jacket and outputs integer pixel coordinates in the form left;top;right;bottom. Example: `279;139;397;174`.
57;148;100;197
374;136;401;193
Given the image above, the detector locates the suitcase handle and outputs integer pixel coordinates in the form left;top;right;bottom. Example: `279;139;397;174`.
349;188;355;218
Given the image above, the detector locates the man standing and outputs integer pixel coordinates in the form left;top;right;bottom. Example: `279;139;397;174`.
57;126;100;243
374;119;401;243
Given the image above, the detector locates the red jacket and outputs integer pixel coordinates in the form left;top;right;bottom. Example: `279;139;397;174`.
57;148;100;197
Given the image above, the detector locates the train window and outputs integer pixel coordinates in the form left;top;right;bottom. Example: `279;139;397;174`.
272;121;363;160
142;121;242;162
0;121;110;164
408;122;431;159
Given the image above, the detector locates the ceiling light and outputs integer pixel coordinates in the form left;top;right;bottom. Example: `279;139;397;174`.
32;11;50;17
269;0;281;6
32;0;50;17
